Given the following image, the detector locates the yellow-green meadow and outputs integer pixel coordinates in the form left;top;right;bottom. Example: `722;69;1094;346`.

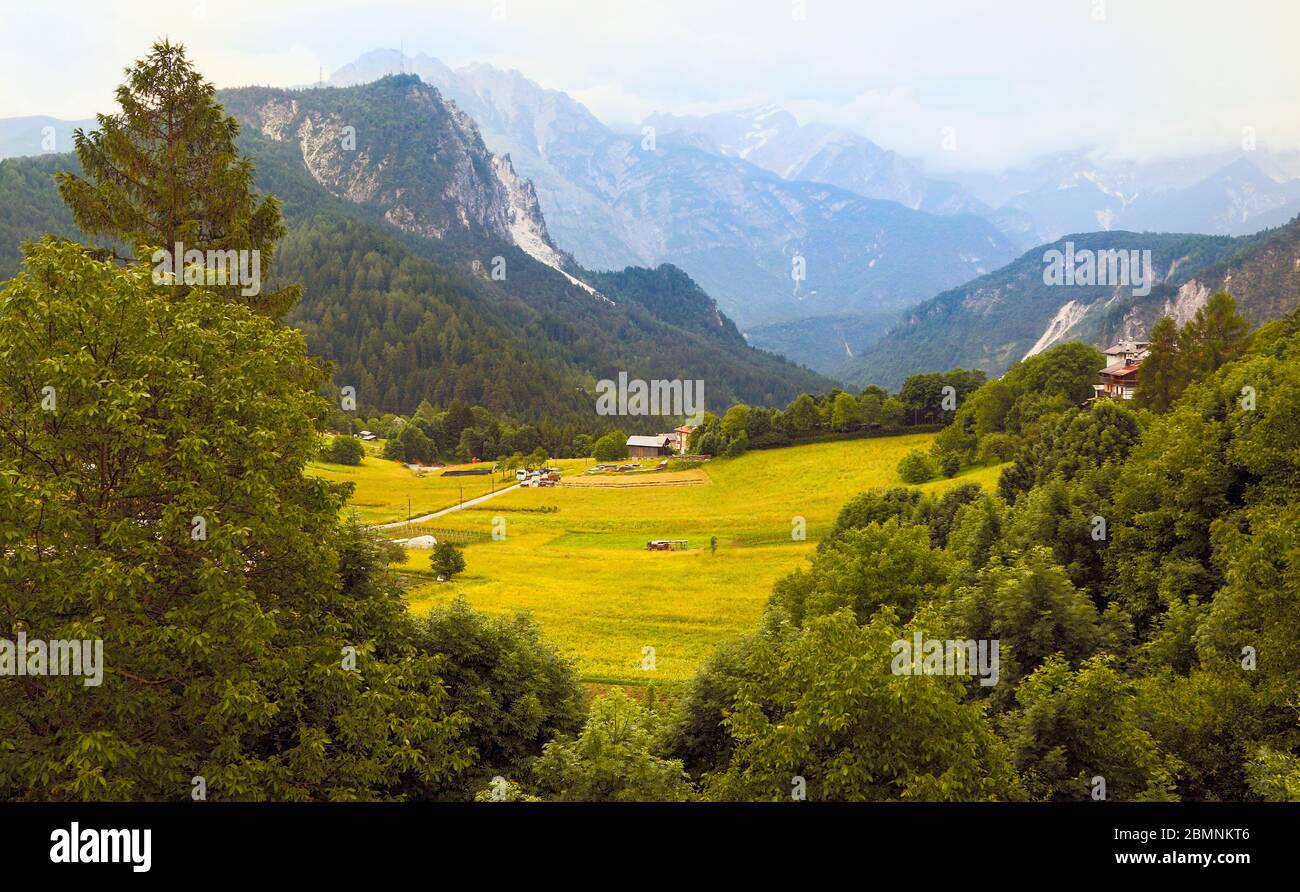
311;434;1004;685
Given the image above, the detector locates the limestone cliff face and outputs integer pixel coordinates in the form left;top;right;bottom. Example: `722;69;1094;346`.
236;77;577;281
1165;280;1213;327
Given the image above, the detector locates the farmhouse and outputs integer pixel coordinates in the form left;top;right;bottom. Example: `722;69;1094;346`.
1094;361;1141;399
626;434;673;458
1089;337;1152;401
660;424;696;453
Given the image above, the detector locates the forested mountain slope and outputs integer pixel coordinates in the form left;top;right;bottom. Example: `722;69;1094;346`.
0;76;833;423
840;224;1296;389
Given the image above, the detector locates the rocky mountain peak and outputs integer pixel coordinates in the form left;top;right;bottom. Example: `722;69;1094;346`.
225;76;589;289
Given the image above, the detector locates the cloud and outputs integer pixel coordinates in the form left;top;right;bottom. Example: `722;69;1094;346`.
2;0;1298;171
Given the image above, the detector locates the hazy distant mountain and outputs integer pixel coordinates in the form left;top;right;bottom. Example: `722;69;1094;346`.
948;150;1300;243
744;311;898;375
1123;157;1300;235
786;154;1300;382
0;116;95;160
639;110;1300;251
329;50;1019;328
325;49;1300;378
642;106;1044;251
643;106;986;216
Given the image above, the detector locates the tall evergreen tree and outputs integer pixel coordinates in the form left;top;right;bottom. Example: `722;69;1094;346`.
1179;291;1249;378
1136;315;1184;413
55;39;298;316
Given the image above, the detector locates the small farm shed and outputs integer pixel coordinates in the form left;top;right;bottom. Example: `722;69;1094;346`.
627;434;672;459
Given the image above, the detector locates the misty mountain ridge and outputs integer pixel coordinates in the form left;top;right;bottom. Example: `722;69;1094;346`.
323;48;1300;372
8;48;1300;382
328;49;1019;329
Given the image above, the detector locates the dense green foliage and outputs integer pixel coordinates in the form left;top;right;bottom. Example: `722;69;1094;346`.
528;690;695;802
0;241;472;799
932;341;1105;471
410;598;584;799
1135;291;1250;411
368;399;589;465
686;368;976;456
705;608;1022;801
658;316;1300;801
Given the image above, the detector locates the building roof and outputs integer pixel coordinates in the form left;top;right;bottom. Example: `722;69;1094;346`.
1100;361;1141;378
627;435;670;448
1104;339;1151;355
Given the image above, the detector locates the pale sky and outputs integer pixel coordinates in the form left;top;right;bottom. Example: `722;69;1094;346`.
2;0;1297;171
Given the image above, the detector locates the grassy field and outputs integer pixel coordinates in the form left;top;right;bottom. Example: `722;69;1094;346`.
312;434;1004;685
307;453;519;525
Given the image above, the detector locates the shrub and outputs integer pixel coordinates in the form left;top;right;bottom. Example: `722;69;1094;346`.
431;541;466;580
897;448;939;484
327;434;365;465
938;451;961;478
977;432;1018;465
592;430;628;461
724;431;748;457
413;597;584;798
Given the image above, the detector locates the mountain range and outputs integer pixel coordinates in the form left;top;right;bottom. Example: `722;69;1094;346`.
951;150;1300;244
6;48;1300;399
0;75;834;423
0;116;95;160
324;49;1300;373
328;50;1019;331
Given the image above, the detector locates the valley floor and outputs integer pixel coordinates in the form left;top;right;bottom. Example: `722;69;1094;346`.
312;435;1004;686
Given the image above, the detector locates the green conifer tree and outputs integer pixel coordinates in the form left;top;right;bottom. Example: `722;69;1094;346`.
55;39;298;316
1179;291;1249;378
1135;315;1183;413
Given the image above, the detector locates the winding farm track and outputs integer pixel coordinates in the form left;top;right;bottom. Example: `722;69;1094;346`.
374;482;522;529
